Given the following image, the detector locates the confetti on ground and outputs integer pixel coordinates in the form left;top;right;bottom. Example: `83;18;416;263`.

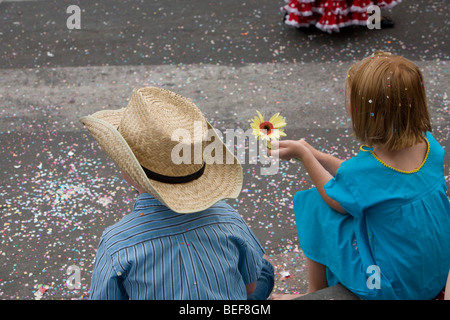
33;284;49;300
0;0;448;299
279;271;293;281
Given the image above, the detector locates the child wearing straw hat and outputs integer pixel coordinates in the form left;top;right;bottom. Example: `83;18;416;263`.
80;87;274;300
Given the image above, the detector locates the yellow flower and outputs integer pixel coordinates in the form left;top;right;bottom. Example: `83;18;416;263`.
250;110;287;146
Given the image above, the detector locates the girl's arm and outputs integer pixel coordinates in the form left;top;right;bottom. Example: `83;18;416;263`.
299;140;344;176
270;140;346;214
300;148;346;213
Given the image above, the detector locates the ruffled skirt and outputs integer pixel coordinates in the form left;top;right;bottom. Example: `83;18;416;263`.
281;0;402;33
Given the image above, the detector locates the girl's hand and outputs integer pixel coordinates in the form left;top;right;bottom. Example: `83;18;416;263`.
269;140;310;161
270;139;346;214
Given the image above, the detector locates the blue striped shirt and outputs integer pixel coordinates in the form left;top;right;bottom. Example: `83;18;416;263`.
89;193;265;300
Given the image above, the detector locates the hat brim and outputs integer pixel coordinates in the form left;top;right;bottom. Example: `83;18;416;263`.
79;109;243;214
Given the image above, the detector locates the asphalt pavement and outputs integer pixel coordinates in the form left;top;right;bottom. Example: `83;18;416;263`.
0;0;449;299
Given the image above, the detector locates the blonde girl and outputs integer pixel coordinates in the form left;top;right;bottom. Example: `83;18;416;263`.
271;52;450;300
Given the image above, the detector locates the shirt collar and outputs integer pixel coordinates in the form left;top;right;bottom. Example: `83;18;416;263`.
132;193;165;211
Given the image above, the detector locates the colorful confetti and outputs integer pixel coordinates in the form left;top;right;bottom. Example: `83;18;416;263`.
0;0;448;299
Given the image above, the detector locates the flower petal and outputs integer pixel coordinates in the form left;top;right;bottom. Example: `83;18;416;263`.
256;110;264;123
269;112;280;123
272;132;281;140
273;120;287;129
251;115;261;126
270;114;287;128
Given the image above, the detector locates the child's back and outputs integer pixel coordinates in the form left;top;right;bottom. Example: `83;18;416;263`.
310;131;450;299
90;193;268;300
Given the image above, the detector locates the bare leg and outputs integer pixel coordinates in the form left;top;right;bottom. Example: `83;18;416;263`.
306;257;328;293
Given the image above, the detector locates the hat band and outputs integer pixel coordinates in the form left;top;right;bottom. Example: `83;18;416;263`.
141;162;206;184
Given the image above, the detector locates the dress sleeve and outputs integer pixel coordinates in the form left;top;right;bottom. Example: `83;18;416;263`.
324;161;364;219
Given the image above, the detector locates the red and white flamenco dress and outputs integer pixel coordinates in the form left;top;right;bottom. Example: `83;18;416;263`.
281;0;402;33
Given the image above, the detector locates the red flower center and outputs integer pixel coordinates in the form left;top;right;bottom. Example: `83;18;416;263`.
259;121;274;134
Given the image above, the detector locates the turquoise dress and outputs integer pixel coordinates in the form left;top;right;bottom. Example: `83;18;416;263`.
293;132;450;300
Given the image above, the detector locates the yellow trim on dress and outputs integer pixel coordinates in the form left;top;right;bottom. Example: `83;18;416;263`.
359;138;430;174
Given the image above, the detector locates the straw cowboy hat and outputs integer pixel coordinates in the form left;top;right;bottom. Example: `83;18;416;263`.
79;87;243;213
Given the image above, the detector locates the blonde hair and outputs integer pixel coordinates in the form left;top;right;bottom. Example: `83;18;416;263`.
345;51;432;150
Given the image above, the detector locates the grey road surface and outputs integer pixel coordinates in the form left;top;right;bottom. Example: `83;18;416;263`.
0;0;448;299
